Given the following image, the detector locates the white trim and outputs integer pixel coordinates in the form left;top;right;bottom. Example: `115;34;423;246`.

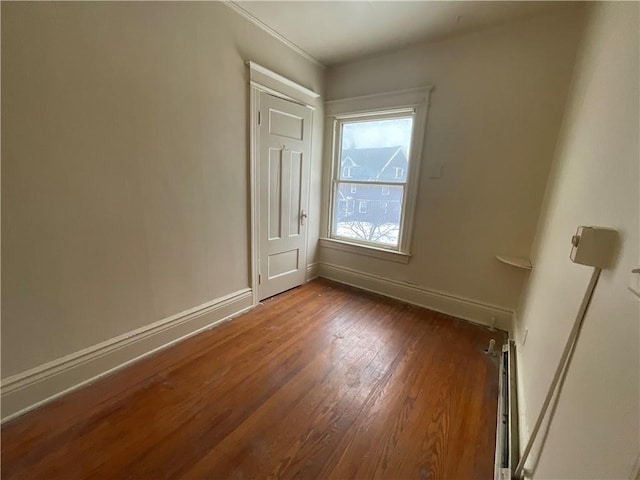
250;86;260;307
318;262;513;331
224;2;325;69
324;86;432;256
325;86;433;117
249;67;316;304
319;237;411;264
1;289;254;423
248;62;319;101
306;263;320;281
249;81;307;107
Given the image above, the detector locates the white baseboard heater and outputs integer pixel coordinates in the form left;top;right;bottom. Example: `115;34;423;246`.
495;341;519;480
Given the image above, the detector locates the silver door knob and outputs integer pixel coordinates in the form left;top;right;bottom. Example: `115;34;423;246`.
300;210;308;225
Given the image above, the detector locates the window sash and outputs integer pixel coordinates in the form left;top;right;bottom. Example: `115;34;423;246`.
331;181;406;250
330;112;414;251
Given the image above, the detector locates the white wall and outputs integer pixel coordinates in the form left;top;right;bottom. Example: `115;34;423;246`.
1;3;324;380
321;8;586;316
515;2;639;478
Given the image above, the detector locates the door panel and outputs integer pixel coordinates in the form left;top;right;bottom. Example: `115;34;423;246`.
289;151;303;237
269;109;304;140
268;249;299;278
268;148;282;240
258;92;312;300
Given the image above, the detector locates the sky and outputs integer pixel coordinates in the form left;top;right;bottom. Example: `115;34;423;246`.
341;117;413;154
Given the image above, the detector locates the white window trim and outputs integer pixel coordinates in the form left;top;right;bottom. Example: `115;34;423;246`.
318;237;411;264
323;86;432;259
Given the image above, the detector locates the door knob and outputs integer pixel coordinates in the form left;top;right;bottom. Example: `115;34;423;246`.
300;210;308;225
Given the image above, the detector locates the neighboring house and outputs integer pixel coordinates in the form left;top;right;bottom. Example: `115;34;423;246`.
336;146;407;225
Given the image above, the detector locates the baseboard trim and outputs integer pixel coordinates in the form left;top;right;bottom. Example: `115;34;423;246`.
318;262;513;332
306;262;320;281
1;288;254;423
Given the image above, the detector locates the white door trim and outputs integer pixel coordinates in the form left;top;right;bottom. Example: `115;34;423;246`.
248;61;320;104
248;62;318;306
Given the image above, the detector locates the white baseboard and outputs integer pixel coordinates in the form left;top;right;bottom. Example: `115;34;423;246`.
1;288;254;423
318;262;514;332
306;262;319;281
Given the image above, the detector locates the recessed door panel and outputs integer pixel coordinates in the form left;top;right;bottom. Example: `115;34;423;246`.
268;148;282;240
289;151;302;237
268;249;299;279
269;109;304;140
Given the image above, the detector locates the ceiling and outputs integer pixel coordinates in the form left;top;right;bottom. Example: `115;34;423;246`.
232;1;580;67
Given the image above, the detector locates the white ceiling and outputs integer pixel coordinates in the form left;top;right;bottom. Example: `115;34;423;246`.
232;1;580;66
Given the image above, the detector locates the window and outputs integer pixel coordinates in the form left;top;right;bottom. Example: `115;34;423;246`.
330;112;415;250
324;86;431;259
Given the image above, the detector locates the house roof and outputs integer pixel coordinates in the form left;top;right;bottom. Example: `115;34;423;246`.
341;146;407;181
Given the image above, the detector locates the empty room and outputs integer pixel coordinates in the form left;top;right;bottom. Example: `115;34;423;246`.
1;1;638;479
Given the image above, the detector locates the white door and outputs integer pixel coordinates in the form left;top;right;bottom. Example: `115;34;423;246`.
258;91;312;300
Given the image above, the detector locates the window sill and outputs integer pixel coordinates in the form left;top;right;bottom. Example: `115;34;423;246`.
319;238;411;264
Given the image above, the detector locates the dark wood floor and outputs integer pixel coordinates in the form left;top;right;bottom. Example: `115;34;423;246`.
1;279;505;479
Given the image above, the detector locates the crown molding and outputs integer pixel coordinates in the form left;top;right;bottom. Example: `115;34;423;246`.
224;1;326;69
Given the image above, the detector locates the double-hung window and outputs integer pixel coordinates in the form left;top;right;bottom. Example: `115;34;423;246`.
324;87;431;260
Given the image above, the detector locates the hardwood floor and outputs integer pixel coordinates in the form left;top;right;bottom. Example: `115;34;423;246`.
1;279;506;479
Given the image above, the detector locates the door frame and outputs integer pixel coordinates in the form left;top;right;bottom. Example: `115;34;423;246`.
248;62;319;306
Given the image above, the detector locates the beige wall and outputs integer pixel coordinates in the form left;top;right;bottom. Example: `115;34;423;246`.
515;3;639;478
1;2;324;378
322;8;586;312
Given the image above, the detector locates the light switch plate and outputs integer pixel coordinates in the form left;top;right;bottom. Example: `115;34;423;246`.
426;164;443;179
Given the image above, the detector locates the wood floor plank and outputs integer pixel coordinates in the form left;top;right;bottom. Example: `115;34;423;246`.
0;280;333;469
1;279;505;479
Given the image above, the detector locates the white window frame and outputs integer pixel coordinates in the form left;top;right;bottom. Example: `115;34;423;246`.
321;86;432;263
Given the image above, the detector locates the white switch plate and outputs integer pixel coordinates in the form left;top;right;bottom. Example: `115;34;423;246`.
426;164;443;179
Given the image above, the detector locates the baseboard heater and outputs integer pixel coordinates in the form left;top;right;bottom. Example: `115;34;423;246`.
494;341;519;480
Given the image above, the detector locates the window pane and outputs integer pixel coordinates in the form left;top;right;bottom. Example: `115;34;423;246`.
332;183;404;248
339;117;413;183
